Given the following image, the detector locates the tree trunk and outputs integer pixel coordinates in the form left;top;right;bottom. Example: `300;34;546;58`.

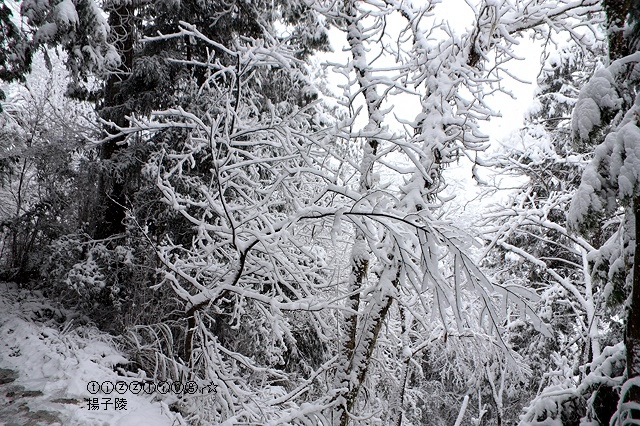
340;283;397;426
603;0;631;62
602;0;640;420
625;197;640;419
92;3;136;239
392;307;412;426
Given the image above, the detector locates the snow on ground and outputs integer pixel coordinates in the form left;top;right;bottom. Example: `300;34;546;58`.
0;282;181;426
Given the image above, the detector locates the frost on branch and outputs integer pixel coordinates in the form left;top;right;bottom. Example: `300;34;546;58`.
119;20;343;422
519;343;626;426
306;0;592;423
101;0;613;423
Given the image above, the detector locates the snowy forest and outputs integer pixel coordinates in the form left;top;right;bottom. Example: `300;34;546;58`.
1;0;640;424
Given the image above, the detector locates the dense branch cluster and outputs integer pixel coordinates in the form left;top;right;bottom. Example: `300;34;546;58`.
1;0;640;424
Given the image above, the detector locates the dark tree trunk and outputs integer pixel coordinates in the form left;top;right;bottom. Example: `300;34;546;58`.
625;197;640;419
602;0;640;419
603;0;631;61
92;3;136;239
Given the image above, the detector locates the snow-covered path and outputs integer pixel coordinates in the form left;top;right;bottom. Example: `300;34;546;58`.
0;282;180;426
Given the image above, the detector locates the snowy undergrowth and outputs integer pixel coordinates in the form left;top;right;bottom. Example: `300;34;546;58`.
0;282;181;426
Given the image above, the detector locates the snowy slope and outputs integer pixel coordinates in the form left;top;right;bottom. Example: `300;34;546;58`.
0;282;181;426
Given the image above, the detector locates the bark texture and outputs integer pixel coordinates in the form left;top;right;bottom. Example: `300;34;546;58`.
603;0;631;62
93;3;136;239
626;197;640;420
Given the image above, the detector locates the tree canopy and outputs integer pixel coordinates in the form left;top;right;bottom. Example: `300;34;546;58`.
1;0;639;424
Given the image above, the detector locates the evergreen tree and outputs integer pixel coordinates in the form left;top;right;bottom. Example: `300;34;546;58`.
485;41;632;425
0;1;32;112
3;0;629;424
0;52;96;283
568;0;640;423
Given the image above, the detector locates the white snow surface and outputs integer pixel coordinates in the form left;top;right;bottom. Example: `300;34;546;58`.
56;0;80;27
571;68;622;140
0;282;179;426
571;97;600;140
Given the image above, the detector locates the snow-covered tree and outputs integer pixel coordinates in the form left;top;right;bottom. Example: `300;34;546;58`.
0;0;32;111
564;1;640;423
100;3;336;422
479;37;635;425
568;35;640;426
0;51;95;282
109;1;602;422
501;1;640;424
311;1;607;424
3;0;628;424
